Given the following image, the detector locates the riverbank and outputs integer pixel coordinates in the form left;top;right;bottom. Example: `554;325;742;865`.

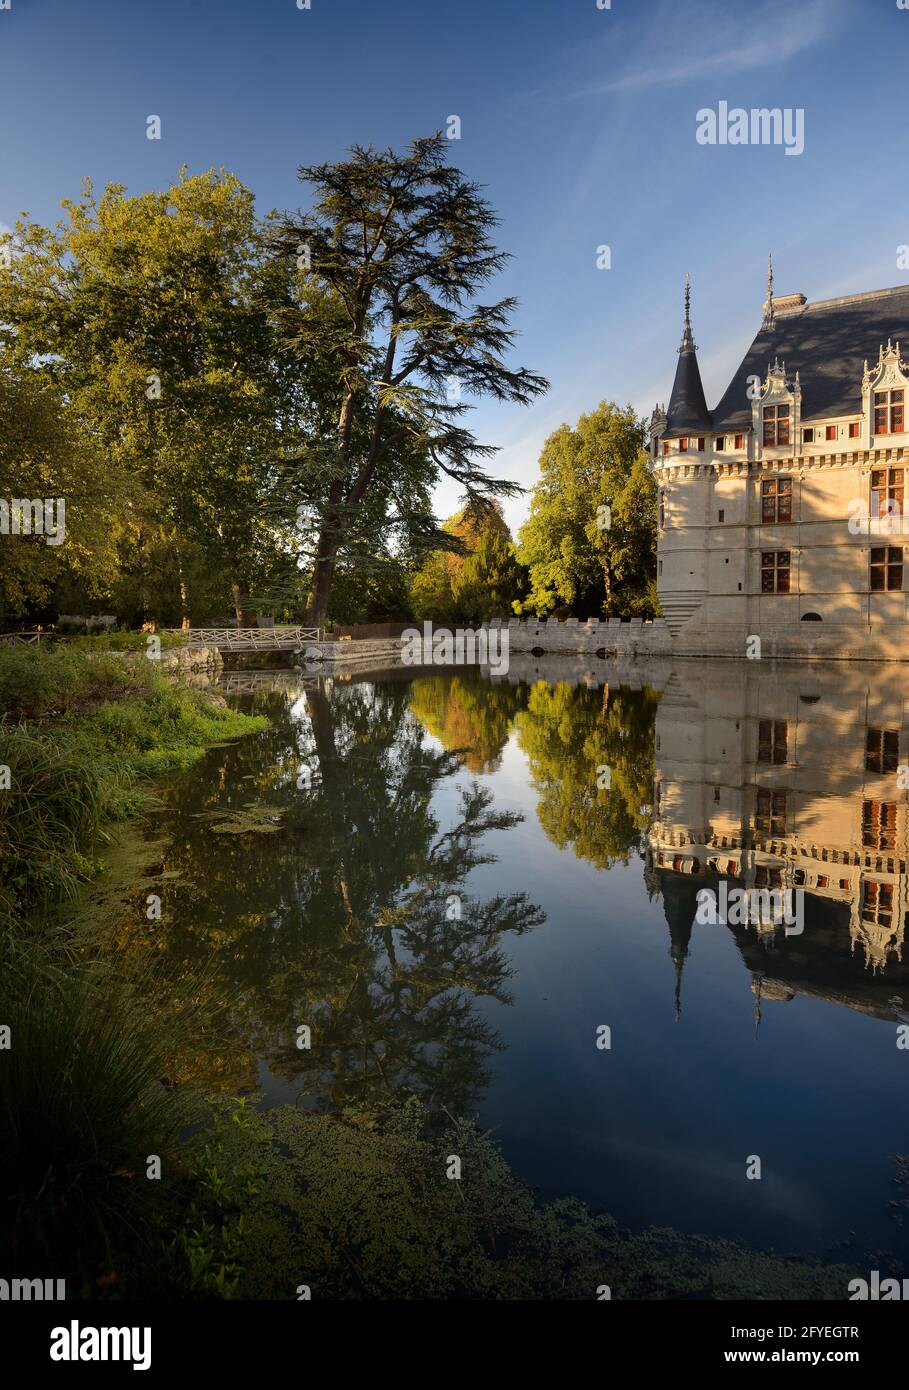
0;644;269;1292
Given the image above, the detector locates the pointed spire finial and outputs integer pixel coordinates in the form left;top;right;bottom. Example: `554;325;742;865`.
679;273;696;353
765;254;774;328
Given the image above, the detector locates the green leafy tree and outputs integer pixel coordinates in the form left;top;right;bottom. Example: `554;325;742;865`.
0;170;308;625
277;134;548;629
517;401;657;618
0;370;123;622
410;502;526;623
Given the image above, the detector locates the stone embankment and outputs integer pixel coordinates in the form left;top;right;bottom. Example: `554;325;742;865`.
305;617;673;667
119;644;224;675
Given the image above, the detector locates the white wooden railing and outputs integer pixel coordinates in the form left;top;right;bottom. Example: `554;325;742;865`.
0;631;46;647
163;626;321;651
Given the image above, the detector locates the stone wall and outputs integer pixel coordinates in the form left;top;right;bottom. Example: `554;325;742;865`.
117;644;224;675
303;614;909;665
488;615;673;656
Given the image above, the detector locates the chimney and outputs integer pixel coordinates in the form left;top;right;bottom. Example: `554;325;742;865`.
763;292;807;319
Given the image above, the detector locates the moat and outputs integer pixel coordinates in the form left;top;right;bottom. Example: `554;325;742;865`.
139;658;909;1266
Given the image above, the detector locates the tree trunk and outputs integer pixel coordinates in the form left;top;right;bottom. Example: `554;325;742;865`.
178;556;191;630
231;578;258;627
304;530;337;631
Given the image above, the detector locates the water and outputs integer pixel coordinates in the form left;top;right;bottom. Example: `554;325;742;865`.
143;656;909;1265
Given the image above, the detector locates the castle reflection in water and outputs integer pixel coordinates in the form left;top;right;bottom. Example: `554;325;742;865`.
645;660;909;1024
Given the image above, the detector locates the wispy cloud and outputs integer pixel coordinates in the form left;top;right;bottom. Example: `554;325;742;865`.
570;0;843;99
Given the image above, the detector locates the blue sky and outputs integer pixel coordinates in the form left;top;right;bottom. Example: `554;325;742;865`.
2;0;908;532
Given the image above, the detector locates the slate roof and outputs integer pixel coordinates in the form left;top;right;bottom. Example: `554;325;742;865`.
664;342;712;436
710;284;909;430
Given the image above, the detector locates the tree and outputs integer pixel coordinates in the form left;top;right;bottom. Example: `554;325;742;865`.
0;170;308;625
517;401;657;618
410;502;526;623
277;134;548;629
0;370;123;622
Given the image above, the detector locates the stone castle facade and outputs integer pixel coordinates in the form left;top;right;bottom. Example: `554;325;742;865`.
649;272;909;660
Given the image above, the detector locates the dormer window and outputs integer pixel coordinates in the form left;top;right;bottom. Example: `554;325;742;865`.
874;389;904;435
763;404;790;447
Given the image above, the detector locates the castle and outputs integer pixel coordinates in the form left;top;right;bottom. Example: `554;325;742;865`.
649;270;909;659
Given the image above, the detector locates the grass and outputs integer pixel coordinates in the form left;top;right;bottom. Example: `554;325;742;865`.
0;643;268;1291
0;646;266;928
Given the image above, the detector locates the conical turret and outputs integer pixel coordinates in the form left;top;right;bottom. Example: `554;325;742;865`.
663;274;712;437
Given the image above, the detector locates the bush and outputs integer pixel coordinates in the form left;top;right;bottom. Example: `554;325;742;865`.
0;644;134;719
62;630;185;653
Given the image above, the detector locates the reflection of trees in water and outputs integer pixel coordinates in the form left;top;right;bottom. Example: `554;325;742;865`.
129;681;543;1113
514;682;659;871
408;674;528;774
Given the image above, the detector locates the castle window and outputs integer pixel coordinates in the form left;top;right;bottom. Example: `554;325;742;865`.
756;790;787;835
716;436;725;451
761;477;792;523
763;405;790;447
816;874;828;888
849;422;861;438
862;800;897;851
718;509;725;522
662;440;670;456
874;389;904;435
735;433;744;449
870;546;903;591
803;427;814;443
758;719;788;765
866;727;900;774
870;467;903;520
825;425;837;441
761;551;791;593
678;437;688;453
754;866;783;889
862;881;894;928
697;436;706;452
659;491;666;530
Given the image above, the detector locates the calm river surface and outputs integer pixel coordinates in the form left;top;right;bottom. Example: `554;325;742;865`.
146;656;909;1264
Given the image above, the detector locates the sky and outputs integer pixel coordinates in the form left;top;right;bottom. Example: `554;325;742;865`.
2;0;908;533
